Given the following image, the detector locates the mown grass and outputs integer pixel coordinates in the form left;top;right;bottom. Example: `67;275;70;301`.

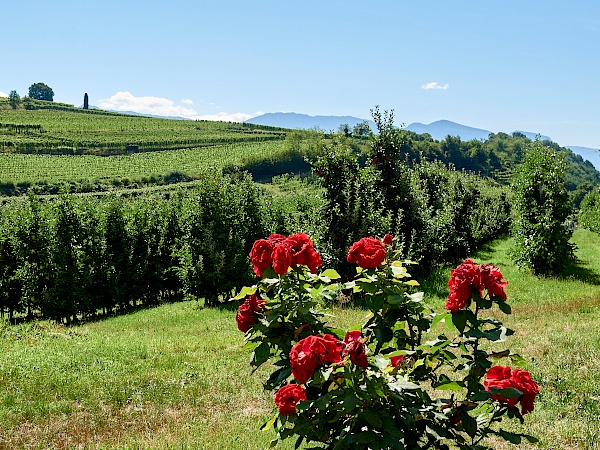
0;229;599;449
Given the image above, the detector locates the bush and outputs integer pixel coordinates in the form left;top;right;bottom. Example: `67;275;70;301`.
510;141;575;275
578;188;600;233
235;234;539;449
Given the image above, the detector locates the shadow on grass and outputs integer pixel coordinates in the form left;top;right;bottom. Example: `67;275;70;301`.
556;258;600;285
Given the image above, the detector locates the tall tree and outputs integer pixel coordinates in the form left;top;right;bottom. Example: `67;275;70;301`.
9;90;20;109
28;82;54;101
83;93;89;109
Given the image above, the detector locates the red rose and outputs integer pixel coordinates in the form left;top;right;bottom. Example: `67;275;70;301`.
289;336;324;383
343;331;368;368
346;237;387;269
249;239;274;277
284;233;323;273
235;294;266;332
274;383;306;415
445;259;479;313
268;234;287;244
272;242;293;275
390;355;405;367
321;333;344;364
484;366;539;414
382;234;394;245
289;334;344;383
479;263;508;301
511;368;539;414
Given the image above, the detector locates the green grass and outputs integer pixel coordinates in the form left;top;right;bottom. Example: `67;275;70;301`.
0;229;599;449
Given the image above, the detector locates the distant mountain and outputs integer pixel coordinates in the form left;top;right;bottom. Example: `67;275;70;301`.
245;112;375;131
567;146;600;170
405;120;551;142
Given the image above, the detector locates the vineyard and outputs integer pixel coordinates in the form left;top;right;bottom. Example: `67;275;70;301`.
0;141;286;185
0;105;286;155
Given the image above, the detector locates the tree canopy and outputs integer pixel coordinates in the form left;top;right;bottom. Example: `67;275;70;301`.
28;83;54;101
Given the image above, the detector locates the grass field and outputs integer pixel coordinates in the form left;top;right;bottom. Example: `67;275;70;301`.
0;229;599;449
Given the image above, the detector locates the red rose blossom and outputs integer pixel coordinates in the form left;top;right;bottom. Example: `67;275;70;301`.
343;331;368;368
346;237;387;269
289;334;344;383
272;242;293;275
274;383;306;415
390;355;405;367
284;233;323;273
249;239;274;277
479;263;508;301
446;260;508;312
484;366;539;414
235;294;266;332
382;234;394;246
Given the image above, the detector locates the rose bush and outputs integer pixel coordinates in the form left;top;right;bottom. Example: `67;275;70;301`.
234;234;539;449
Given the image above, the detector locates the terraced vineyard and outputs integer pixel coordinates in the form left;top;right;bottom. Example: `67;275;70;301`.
0;105;286;155
0;141;287;185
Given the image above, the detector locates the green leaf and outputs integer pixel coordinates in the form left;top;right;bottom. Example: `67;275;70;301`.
320;268;341;280
387;294;405;305
490;349;510;359
509;353;528;368
451;310;468;334
343;394;360;413
389;378;420;392
251;342;270;367
498;301;512;314
364;408;383;427
524;434;540;443
261;415;277;431
434;380;464;391
490;386;523;399
232;285;257;300
350;431;379;444
461;410;478;438
499;429;522;444
431;312;449;329
374;355;390;370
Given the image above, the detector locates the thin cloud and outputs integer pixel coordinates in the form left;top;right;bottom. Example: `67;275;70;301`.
99;91;198;118
99;91;258;122
0;91;8;97
421;82;449;90
193;112;260;122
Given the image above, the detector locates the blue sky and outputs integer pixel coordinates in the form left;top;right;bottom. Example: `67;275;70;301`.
2;0;599;148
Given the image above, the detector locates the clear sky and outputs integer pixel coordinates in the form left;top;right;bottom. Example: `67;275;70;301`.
2;0;599;148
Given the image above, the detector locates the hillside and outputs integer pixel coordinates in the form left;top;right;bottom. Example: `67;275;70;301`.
0;100;287;156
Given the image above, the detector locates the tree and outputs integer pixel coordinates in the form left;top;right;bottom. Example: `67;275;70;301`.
28;82;54;101
338;123;352;137
510;141;575;275
9;90;20;109
83;93;89;109
352;120;371;136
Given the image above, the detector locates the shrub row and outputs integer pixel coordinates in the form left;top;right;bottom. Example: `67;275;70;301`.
579;188;600;233
0;172;265;323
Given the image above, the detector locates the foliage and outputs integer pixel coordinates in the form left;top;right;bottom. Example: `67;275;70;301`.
0;172;265;322
314;110;511;276
28;82;54;101
9;90;20;109
236;235;538;449
578;187;600;233
510;141;575;275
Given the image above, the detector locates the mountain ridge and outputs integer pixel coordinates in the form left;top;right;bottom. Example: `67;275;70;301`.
244;113;599;170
